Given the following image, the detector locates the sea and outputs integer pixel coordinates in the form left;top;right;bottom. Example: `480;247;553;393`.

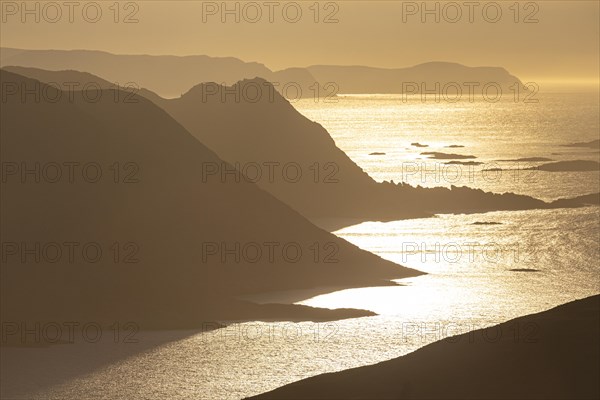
3;92;599;399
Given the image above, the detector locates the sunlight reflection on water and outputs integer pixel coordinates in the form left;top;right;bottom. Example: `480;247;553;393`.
6;208;597;400
295;93;600;201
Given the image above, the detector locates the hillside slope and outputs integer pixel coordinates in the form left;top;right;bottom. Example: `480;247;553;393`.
0;70;421;329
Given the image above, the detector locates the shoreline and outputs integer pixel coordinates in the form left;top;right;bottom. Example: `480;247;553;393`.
237;281;404;305
249;294;600;399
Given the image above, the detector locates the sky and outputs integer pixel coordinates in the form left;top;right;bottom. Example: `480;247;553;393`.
1;1;598;87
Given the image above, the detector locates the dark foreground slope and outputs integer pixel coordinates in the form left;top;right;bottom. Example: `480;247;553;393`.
250;295;600;400
0;70;420;330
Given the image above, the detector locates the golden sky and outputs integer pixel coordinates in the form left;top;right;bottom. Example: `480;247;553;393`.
1;1;598;85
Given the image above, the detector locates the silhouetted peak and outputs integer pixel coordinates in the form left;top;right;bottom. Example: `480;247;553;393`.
180;77;286;104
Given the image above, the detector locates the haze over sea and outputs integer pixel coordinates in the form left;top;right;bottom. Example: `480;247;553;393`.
3;93;599;400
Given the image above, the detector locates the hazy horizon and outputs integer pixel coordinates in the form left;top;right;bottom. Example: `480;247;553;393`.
1;1;598;88
2;46;598;93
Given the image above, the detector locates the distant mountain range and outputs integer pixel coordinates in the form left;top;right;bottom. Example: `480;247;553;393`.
0;47;271;98
1;48;525;98
303;62;525;94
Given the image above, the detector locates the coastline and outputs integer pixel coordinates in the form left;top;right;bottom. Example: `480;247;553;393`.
237;281;404;305
249;294;600;399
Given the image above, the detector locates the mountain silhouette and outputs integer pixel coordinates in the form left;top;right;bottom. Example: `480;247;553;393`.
249;295;600;399
143;79;598;222
0;70;421;330
7;67;597;225
302;62;527;94
0;48;271;98
0;48;324;99
1;48;527;99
